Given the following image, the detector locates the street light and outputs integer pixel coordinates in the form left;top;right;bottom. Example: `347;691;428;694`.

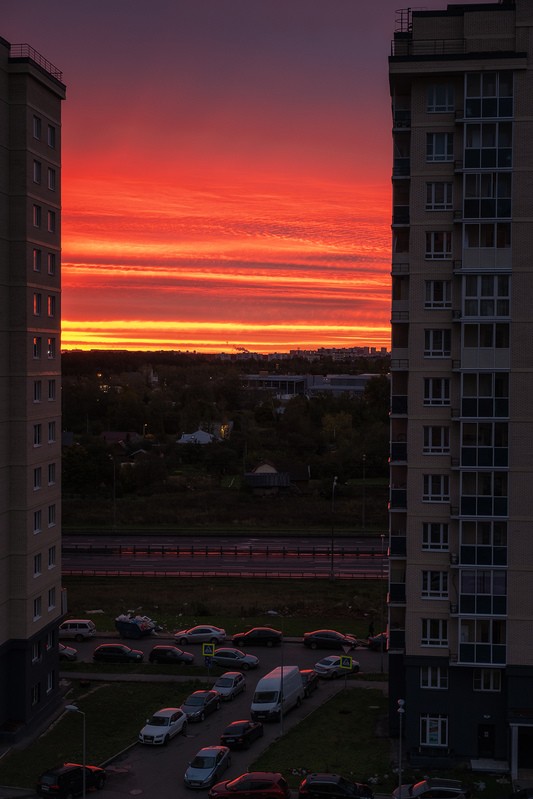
330;476;338;579
397;699;405;797
362;454;366;532
65;704;86;798
380;533;386;674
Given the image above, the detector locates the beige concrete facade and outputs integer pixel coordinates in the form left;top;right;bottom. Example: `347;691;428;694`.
0;36;65;736
389;1;533;777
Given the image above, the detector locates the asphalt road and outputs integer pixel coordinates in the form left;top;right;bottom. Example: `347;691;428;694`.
64;638;387;799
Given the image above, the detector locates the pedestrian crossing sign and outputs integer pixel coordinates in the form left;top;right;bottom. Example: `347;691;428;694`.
340;656;352;669
203;643;215;657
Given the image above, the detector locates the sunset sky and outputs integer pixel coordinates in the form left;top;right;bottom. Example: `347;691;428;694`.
4;1;485;353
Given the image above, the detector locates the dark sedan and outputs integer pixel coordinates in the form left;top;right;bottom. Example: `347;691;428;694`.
232;627;282;648
181;690;221;722
92;644;143;663
148;645;194;665
303;629;358;651
300;669;320;697
220;719;264;750
299;773;374;798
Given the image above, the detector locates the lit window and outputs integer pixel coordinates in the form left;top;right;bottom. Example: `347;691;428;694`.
33;248;42;272
421;618;448;647
420;666;448;689
34;553;42;577
420;714;448;747
47;338;56;359
33;380;42;403
33;160;42;184
47;211;56;233
47;295;56;317
33;336;42;359
33;510;42;534
33;293;42;316
33;205;42;227
47;167;56;191
33;596;42;621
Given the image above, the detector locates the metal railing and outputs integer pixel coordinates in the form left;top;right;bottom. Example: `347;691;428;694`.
9;43;63;81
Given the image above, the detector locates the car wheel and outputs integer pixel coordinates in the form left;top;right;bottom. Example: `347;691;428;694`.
179;637;188;645
310;641;318;650
96;776;106;790
242;663;250;670
163;734;169;745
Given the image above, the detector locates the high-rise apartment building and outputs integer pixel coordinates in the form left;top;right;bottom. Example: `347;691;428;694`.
389;1;533;776
0;37;65;737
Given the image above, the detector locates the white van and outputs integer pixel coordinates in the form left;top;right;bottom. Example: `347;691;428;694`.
59;619;97;641
251;665;304;722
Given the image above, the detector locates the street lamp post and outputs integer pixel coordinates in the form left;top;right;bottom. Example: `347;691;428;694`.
66;704;86;798
397;699;405;797
380;533;386;673
362;453;366;532
330;476;338;579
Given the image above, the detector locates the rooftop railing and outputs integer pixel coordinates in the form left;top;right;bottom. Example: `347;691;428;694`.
9;43;63;81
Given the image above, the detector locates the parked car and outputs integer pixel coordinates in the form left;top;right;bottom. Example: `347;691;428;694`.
92;644;143;663
138;707;188;745
300;669;320;697
58;643;78;662
232;627;282;648
36;763;106;797
314;655;360;679
209;772;291;798
393;779;470;799
58;619;96;642
220;719;264;750
174;625;226;644
299;773;374;798
211;647;259;670
148;645;194;665
213;672;246;700
303;630;358;650
367;632;387;652
184;746;232;789
181;690;221;721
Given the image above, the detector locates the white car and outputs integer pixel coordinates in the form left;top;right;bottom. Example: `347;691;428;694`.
138;707;188;745
174;625;226;644
314;655;360;679
213;671;246;700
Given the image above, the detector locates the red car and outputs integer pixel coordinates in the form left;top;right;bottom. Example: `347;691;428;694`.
209;772;291;798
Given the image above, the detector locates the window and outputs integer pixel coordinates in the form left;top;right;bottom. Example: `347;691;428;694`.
47;210;56;233
461;421;508;467
425;280;451;309
32;641;42;662
31;683;41;706
473;669;502;692
428;83;454;113
465;71;513;118
47;337;56;359
47;124;56;148
422;523;449;551
48;380;56;401
33;293;42;316
426;182;453;211
48;587;56;610
422;570;448;598
460;619;506;664
422;618;448;647
47;167;56;191
33;424;42;447
460;569;507;615
33;336;42;359
48;545;56;569
47;295;56;317
46;630;54;650
464;121;512;169
423;426;450;454
464;323;509;349
33;160;42;184
423;474;449;502
33;596;42;621
462;372;509;418
33;204;42;227
47;253;56;275
420;714;448;747
425;231;452;259
424;329;451;357
33;553;42;577
464;274;510;318
424;377;450;406
48;504;56;527
48;463;56;485
46;672;54;694
426;132;453;162
33;510;42;534
33;248;42;272
48;422;56;443
460;520;507;566
33;115;42;139
33;467;42;490
33;380;42;403
461;470;508;516
464;222;511;249
420;666;448;689
464;172;511;219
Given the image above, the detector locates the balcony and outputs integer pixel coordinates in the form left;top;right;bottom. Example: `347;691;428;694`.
391;261;409;275
393;110;411;130
390;442;407;462
388;629;405;650
391;395;408;415
391;310;409;322
388;582;406;604
389;488;407;510
389;535;407;557
390;358;409;371
392;159;410;178
458;643;506;666
393;206;410;226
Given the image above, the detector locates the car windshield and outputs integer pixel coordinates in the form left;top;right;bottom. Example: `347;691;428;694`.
191;755;216;768
148;716;169;726
225;723;245;733
186;696;205;705
216;678;233;687
253;690;279;703
318;657;336;666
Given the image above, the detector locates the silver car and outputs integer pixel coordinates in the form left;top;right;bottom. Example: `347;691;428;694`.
211;647;259;670
314;655;360;679
174;625;226;645
213;672;246;700
184;746;231;789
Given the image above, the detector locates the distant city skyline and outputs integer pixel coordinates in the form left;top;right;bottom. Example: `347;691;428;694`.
4;0;488;353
